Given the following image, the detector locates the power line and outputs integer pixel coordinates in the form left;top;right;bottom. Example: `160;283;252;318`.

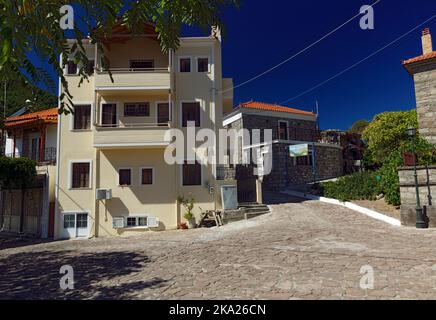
222;0;382;94
280;13;436;105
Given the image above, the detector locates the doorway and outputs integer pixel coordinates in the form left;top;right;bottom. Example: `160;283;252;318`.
61;212;89;239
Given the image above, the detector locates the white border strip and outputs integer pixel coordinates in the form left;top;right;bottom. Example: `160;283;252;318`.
283;190;401;227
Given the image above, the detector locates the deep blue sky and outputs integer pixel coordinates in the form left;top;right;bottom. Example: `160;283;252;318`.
214;0;436;130
33;0;436;130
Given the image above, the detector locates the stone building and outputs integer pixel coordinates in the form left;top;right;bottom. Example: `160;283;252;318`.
223;101;343;202
399;27;436;227
403;28;436;145
320;130;365;174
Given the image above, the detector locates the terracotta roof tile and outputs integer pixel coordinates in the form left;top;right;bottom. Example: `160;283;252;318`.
402;51;436;65
4;108;58;129
237;101;316;116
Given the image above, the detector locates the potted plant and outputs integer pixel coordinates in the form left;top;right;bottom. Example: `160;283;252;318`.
177;195;196;229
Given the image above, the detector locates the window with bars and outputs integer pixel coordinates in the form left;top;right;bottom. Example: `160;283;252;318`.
141;168;154;185
119;169;132;186
71;162;90;189
124;103;150;117
182;102;200;127
73;105;91;130
182;161;202;186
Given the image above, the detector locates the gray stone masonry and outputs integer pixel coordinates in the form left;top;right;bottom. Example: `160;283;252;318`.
224;113;343;191
410;63;436;145
398;166;436;227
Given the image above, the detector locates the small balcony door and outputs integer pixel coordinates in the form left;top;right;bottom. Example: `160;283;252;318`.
157;102;170;126
101;103;117;127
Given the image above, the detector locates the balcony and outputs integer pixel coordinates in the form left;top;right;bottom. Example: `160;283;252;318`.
93;123;172;149
5;147;57;165
95;68;171;92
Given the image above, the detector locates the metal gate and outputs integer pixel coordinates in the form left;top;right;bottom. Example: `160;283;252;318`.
0;187;44;237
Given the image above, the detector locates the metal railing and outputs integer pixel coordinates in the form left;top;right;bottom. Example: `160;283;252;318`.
97;67;170;73
4;147;57;165
95;121;172;129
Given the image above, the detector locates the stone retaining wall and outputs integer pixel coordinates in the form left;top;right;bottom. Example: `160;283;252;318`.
398;166;436;227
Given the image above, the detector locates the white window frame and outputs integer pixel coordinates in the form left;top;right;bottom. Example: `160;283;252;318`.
139;167;155;186
118;167;133;187
99;101;119;127
278;120;289;141
178;56;192;73
69;102;94;132
180;99;203;128
125;215;149;229
61;211;91;238
195;56;210;73
68;160;93;190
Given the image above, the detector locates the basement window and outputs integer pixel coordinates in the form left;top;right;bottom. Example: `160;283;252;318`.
126;217;148;228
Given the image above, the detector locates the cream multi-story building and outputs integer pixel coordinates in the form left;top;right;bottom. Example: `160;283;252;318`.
55;24;234;239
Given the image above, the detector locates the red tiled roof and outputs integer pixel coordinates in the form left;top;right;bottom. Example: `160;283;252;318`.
4;108;58;129
402;51;436;65
236;101;316;116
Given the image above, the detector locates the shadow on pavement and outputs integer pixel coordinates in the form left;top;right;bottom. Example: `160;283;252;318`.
263;190;308;205
0;249;167;300
0;235;55;251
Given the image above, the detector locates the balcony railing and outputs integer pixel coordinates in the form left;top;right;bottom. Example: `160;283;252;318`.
95;67;171;90
4;147;57;165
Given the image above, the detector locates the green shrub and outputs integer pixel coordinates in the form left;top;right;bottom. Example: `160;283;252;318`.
377;138;436;206
0;157;37;189
321;171;382;202
378;151;402;206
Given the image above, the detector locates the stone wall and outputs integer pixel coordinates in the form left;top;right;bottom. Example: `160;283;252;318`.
242;114;319;142
263;143;343;190
398;166;436;227
413;66;436;145
224;114;343;192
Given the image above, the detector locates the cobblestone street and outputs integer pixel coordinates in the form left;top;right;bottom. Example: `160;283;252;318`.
1;194;436;300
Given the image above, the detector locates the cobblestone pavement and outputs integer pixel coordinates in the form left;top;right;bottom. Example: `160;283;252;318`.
1;194;436;300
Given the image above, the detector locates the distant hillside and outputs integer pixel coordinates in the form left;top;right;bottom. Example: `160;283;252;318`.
0;73;57;117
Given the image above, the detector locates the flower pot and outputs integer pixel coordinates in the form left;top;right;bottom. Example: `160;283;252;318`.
187;218;196;229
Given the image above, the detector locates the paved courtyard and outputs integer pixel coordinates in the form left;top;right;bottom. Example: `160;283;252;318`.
1;194;436;300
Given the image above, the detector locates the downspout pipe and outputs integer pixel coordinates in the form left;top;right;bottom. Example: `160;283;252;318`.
54;54;63;239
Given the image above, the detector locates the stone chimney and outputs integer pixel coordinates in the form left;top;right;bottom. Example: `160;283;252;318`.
422;28;433;55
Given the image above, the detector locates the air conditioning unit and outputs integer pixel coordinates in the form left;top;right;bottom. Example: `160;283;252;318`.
147;216;159;228
96;189;112;200
113;217;125;229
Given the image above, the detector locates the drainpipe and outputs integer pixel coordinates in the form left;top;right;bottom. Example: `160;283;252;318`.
54;54;63;239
